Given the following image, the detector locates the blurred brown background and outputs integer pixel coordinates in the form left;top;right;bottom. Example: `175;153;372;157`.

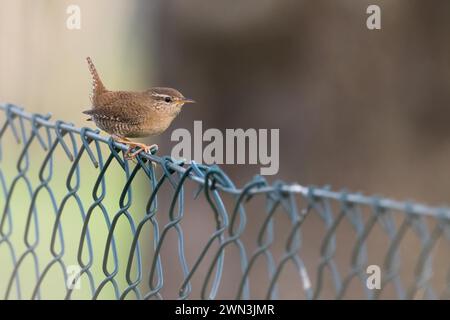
2;0;450;204
1;0;449;299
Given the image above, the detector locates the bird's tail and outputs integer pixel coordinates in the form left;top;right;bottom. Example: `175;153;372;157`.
86;56;106;102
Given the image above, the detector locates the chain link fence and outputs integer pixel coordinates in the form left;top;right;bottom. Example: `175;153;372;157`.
0;103;449;299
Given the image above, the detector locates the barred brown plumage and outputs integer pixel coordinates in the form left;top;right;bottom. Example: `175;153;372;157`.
83;56;195;159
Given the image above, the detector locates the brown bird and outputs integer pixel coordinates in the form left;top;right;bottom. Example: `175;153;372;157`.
83;57;195;159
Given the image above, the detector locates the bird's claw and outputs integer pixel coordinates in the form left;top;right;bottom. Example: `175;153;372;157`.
124;144;158;160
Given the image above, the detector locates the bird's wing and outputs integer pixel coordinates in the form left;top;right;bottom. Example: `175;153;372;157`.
83;94;149;125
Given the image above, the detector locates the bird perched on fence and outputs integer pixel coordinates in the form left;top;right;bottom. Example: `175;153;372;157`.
83;57;195;159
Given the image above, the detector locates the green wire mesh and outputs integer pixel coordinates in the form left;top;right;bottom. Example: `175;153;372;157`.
0;104;449;299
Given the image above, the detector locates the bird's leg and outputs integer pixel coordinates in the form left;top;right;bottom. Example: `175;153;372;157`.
111;134;134;157
111;134;131;145
111;134;158;159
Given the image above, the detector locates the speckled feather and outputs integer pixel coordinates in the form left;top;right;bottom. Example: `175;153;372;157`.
83;57;188;138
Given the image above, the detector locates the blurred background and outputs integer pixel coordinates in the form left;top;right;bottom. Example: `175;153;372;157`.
2;0;450;203
0;0;449;299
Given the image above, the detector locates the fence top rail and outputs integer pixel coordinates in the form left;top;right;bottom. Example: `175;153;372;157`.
1;103;450;220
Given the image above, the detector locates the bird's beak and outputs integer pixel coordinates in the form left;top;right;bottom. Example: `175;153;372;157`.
181;98;196;104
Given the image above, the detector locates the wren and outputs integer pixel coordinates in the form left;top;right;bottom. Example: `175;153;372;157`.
83;57;195;159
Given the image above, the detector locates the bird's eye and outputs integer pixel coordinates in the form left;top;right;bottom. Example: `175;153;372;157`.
164;97;172;103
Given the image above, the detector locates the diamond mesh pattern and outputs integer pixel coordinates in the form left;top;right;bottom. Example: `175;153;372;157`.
0;104;449;299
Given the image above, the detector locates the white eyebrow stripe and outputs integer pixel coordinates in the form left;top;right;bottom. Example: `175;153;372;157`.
151;93;171;98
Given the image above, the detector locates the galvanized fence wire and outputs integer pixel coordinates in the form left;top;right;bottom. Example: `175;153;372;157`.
0;103;449;299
